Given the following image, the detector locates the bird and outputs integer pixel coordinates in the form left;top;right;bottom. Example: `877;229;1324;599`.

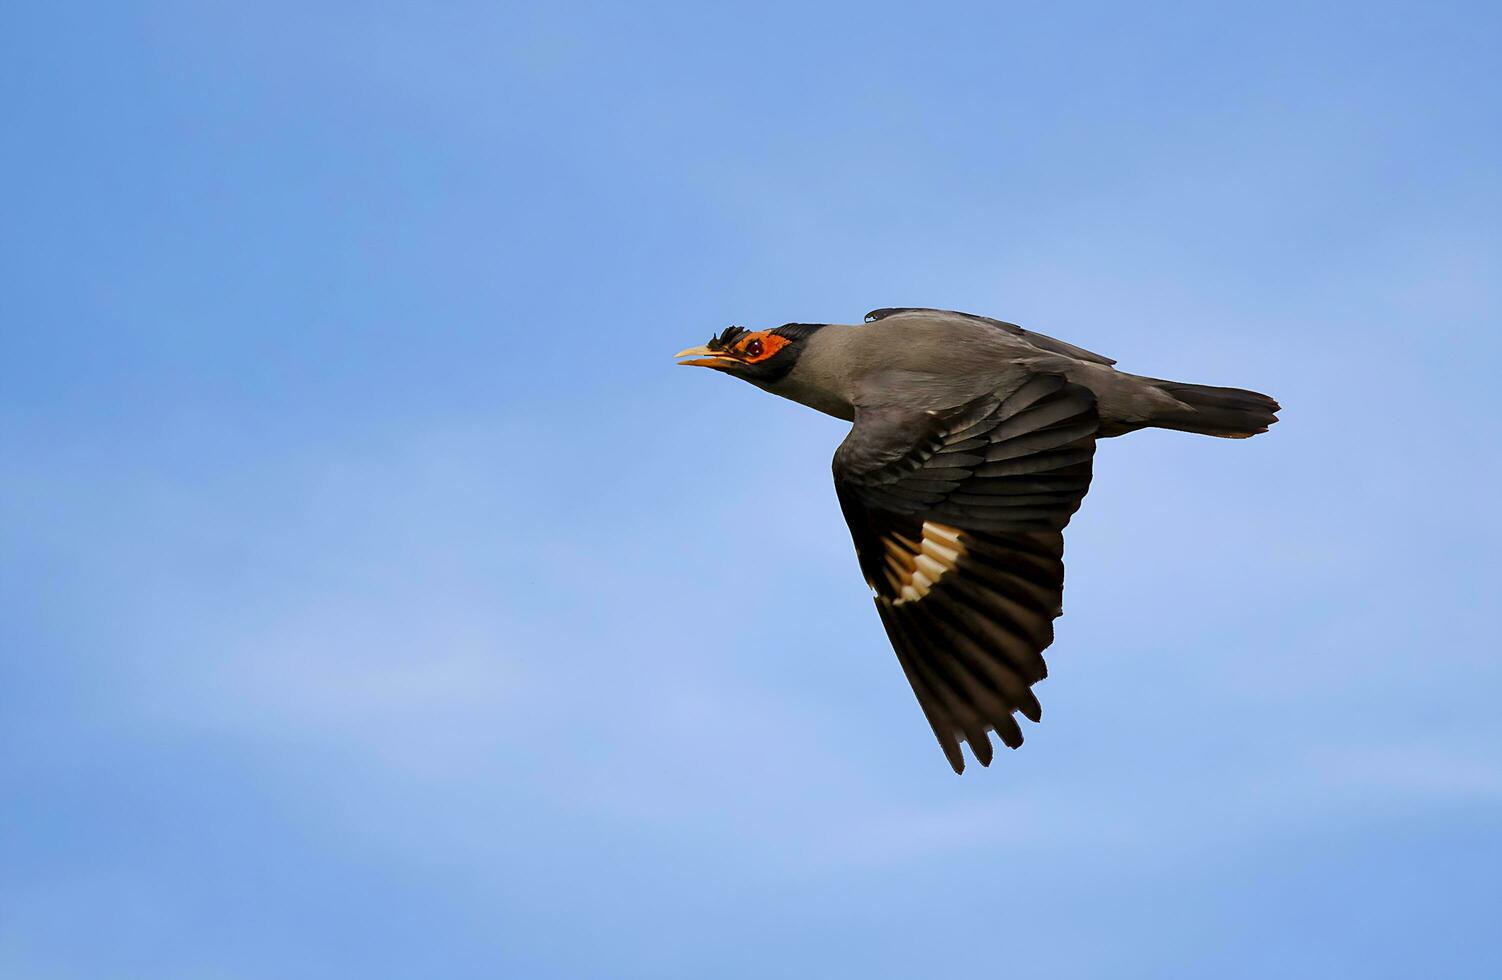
675;307;1280;774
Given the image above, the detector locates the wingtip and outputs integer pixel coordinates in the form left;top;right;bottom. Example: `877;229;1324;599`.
970;733;994;768
1019;692;1043;724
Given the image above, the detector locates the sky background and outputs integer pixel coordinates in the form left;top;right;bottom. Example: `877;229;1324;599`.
3;1;1500;977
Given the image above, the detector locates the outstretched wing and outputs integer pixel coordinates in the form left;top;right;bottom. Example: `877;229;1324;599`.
833;375;1099;773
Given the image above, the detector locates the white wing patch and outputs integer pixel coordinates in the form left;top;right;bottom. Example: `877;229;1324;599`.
880;522;966;605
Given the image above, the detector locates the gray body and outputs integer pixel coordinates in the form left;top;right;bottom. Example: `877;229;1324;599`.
760;309;1223;437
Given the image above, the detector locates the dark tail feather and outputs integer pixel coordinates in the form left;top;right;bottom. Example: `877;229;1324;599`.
1147;380;1281;439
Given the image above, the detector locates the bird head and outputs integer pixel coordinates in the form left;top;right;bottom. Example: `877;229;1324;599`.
674;323;820;384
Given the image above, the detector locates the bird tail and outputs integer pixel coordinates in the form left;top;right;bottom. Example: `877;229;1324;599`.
1144;379;1281;439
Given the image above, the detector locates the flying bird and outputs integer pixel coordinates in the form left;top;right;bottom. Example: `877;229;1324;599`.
675;308;1279;773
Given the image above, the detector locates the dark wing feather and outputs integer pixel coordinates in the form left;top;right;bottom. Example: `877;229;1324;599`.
833;375;1099;773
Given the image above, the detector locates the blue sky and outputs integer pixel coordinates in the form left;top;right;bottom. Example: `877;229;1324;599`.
3;1;1499;976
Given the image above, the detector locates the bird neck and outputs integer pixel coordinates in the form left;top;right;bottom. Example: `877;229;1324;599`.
757;324;859;421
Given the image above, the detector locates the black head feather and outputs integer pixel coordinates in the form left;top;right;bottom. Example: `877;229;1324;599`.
772;322;826;343
692;321;826;385
706;326;749;352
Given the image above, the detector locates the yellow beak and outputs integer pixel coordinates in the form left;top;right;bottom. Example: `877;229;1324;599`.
674;345;738;368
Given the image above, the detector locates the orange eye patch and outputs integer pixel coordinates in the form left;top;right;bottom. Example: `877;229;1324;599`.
736;332;790;363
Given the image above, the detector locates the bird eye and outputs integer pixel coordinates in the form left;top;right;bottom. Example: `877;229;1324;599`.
745;339;764;358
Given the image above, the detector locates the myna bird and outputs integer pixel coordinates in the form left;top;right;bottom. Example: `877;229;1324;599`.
676;307;1279;774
